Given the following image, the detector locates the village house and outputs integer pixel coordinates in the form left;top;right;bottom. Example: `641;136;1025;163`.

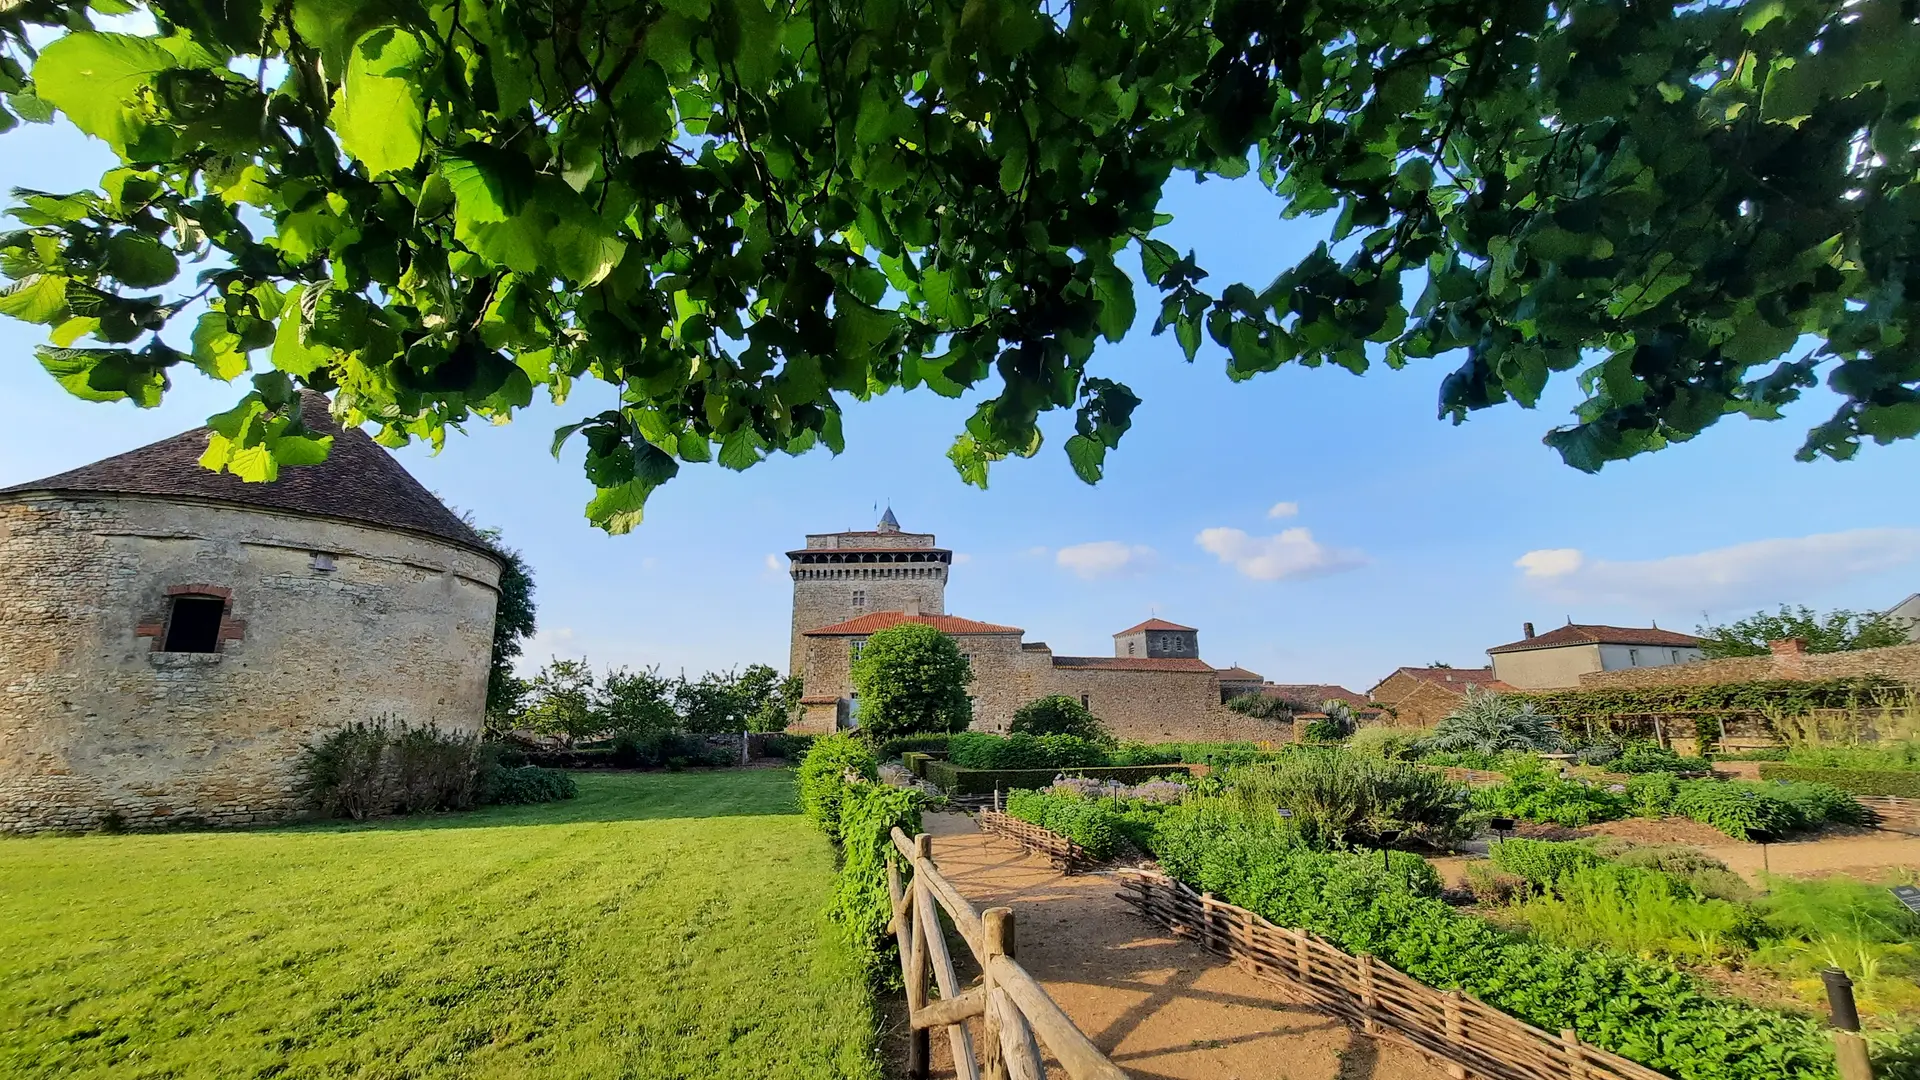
1368;666;1514;726
1486;622;1705;690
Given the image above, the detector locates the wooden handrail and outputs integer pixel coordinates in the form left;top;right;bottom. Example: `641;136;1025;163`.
888;827;1129;1080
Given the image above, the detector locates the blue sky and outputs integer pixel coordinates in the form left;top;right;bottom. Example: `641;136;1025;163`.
5;120;1918;693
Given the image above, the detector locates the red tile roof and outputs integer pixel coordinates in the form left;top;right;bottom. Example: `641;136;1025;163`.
1214;666;1266;682
0;391;491;555
802;611;1023;636
1114;618;1197;635
1487;624;1703;655
1051;656;1214;672
1263;683;1372;709
1387;666;1508;690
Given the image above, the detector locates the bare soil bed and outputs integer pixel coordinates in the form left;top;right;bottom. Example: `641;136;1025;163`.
903;812;1449;1080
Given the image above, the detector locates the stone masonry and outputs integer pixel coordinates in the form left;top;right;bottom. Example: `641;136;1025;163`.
1;466;500;834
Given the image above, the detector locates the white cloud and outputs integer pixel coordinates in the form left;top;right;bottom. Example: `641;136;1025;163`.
515;627;580;673
1515;528;1920;610
1056;540;1156;580
1267;501;1300;519
1515;548;1584;578
1195;527;1366;582
763;553;783;572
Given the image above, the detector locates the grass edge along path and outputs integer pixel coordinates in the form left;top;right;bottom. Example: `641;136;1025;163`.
0;769;883;1080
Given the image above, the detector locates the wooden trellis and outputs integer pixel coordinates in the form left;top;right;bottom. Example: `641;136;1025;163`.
887;828;1127;1080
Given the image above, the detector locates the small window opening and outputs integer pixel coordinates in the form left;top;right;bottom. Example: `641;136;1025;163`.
851;588;867;609
851;638;866;660
1127;641;1137;656
310;552;337;572
1080;693;1090;709
1172;637;1187;653
1628;648;1641;667
163;595;225;653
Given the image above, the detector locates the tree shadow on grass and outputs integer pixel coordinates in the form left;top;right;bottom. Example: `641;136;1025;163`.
279;768;808;834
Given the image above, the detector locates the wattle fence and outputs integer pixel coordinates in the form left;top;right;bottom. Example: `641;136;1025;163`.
977;809;1090;869
1115;868;1674;1080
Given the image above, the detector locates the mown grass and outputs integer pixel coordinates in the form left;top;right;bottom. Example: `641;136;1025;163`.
0;769;880;1080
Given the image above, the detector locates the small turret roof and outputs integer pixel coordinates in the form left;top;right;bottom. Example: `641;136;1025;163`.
878;506;901;531
0;392;493;556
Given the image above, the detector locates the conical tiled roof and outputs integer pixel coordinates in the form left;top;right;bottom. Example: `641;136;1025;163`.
0;392;493;555
877;506;900;531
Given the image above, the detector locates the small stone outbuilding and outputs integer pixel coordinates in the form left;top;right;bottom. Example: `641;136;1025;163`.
0;394;502;834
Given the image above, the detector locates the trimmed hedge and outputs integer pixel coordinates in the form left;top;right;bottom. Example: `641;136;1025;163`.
1757;762;1920;798
922;760;1194;795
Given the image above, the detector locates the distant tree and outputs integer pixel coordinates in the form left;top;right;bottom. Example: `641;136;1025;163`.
1227;692;1294;721
1010;696;1109;742
1428;662;1454;669
519;658;601;745
467;522;536;725
1695;605;1908;659
738;666;802;733
849;623;972;741
601;665;680;735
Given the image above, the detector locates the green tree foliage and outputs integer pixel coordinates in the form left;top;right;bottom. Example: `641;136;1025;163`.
2;0;1917;529
470;523;537;722
517;658;602;744
1226;692;1294;721
1694;605;1910;659
674;663;796;732
600;664;681;734
1009;694;1108;741
848;622;971;740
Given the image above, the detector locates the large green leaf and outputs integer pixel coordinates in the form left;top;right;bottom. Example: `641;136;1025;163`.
30;33;177;153
0;273;70;323
333;28;429;176
105;231;177;287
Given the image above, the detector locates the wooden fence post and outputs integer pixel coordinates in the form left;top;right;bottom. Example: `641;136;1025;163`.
907;837;933;1079
982;907;1014;1080
1442;990;1468;1080
1293;927;1310;982
1358;954;1379;1034
1560;1028;1586;1080
1833;1031;1874;1080
1240;908;1257;973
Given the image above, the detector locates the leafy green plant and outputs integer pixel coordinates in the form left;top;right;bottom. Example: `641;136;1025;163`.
1010;695;1111;741
849;622;973;741
1784;742;1920;769
826;780;923;976
1428;688;1567;755
1519;678;1904;732
1223;750;1471;849
1519;863;1761;963
1615;742;1711;774
1226;693;1295;721
478;764;578;805
298;720;491;819
1005;790;1125;859
1346;726;1431;760
796;734;879;835
1588;840;1753;902
1470;763;1629;828
1141;800;1835;1080
1696;606;1910;659
1626;771;1681;817
947;732;1109;770
1487;838;1606;892
1669;778;1868;840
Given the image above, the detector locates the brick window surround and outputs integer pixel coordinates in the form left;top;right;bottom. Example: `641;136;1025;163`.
134;584;248;653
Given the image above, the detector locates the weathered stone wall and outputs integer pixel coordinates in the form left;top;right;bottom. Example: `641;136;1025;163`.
1576;643;1920;689
0;494;500;834
788;567;947;676
1370;674;1464;727
1038;665;1281;743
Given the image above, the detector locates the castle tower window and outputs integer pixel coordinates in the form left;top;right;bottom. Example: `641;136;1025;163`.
162;594;225;653
852;588;867;609
851;638;867;660
1172;637;1186;653
1127;641;1136;656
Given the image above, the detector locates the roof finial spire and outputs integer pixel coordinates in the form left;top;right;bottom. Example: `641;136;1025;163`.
877;506;900;532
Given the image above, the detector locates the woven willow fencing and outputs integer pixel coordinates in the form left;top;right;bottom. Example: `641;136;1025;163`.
1858;795;1920;829
977;809;1090;869
1116;869;1674;1080
887;828;1126;1080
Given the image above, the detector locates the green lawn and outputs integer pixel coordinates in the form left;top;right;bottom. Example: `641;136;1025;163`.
0;770;881;1080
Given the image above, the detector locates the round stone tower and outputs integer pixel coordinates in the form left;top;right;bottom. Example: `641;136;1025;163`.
0;393;502;834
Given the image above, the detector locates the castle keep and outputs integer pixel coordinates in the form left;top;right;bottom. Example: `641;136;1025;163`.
788;513;1281;742
0;393;501;834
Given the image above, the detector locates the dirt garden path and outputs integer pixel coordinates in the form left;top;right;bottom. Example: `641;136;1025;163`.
914;812;1449;1080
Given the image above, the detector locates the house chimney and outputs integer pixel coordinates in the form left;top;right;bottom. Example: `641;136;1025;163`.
904;599;921;617
1523;622;1536;639
1770;637;1808;678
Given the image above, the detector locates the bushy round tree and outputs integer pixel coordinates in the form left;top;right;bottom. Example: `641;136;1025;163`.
848;622;972;741
1010;695;1109;742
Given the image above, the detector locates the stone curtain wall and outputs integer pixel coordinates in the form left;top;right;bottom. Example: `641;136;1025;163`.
1042;666;1286;743
1576;642;1920;690
1370;674;1467;727
0;495;500;834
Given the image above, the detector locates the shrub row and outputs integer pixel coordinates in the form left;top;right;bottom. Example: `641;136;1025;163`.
299;723;575;819
1515;676;1902;722
921;760;1194;795
1005;790;1125;859
948;731;1110;770
1144;802;1835;1080
1757;763;1920;799
798;735;923;975
1663;779;1870;840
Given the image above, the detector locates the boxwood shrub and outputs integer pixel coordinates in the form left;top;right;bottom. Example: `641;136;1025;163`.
1144;802;1834;1080
1005;790;1124;859
922;760;1193;795
1757;763;1920;799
